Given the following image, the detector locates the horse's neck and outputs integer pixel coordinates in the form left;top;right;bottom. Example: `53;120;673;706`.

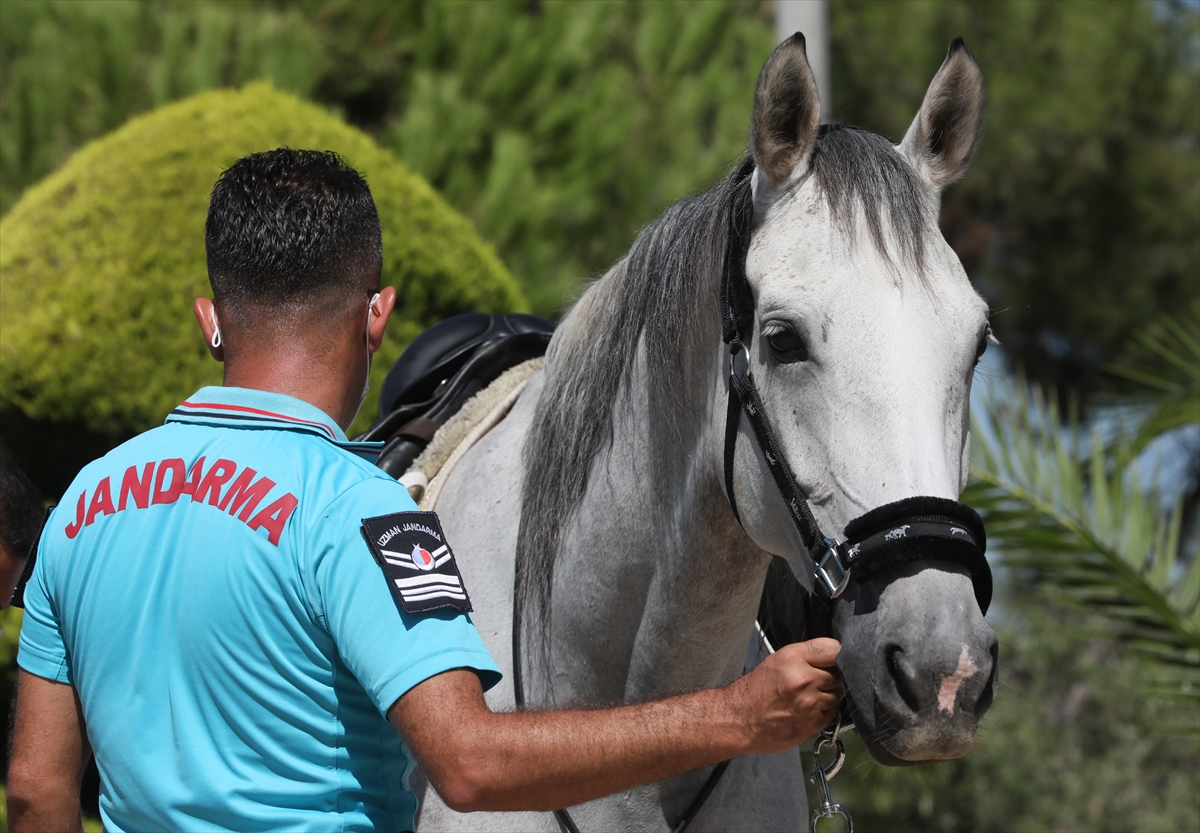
546;337;769;705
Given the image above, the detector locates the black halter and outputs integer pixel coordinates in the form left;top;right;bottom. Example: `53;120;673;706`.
719;159;992;625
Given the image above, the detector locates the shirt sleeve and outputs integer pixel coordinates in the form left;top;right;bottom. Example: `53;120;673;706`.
306;476;501;716
17;506;72;684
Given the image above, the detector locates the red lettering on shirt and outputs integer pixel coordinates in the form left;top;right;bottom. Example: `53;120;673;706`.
180;457;206;498
118;462;155;511
193;459;237;506
246;493;299;546
218;468;275;520
65;456;298;546
152;458;186;505
64;491;86;539
84;477;116;526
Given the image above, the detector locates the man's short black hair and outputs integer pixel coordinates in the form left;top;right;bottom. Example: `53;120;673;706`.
205;149;382;316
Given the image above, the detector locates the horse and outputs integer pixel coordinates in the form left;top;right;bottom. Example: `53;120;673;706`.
413;34;997;832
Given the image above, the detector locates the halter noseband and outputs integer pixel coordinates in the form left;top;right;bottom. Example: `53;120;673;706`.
719;159;992;621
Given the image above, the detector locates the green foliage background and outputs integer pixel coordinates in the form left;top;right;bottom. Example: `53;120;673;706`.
831;0;1200;398
0;0;778;315
2;0;1196;397
0;81;522;445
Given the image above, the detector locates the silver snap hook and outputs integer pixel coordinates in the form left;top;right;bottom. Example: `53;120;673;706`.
808;718;853;832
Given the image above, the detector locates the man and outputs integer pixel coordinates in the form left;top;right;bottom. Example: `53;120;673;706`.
8;149;841;832
0;450;45;607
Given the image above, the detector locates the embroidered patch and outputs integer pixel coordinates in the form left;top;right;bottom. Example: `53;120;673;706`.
361;511;472;614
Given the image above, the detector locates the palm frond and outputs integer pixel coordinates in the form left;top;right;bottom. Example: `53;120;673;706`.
1105;299;1200;456
966;378;1200;722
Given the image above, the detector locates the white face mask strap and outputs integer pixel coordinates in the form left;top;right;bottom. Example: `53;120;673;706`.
210;308;222;349
353;292;383;426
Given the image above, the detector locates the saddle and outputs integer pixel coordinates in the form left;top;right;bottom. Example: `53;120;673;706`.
359;312;555;477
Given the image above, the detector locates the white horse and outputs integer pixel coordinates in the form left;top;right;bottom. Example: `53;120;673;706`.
415;34;996;832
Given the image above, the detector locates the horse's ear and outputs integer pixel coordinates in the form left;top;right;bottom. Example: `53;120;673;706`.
750;32;821;189
900;38;985;190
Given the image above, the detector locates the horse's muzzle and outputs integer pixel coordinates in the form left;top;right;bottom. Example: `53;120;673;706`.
837;549;998;766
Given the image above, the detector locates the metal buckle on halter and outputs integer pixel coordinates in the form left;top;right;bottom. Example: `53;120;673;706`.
729;341;750;381
814;537;852;599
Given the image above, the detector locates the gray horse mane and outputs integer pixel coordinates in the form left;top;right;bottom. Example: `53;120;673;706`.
515;125;936;671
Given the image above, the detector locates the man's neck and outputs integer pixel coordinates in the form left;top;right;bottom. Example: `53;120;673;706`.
222;347;361;431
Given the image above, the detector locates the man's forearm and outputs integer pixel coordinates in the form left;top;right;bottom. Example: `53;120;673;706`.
6;777;84;833
406;674;751;812
392;639;841;813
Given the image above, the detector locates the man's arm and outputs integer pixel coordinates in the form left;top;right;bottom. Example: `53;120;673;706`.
390;637;841;813
7;670;92;833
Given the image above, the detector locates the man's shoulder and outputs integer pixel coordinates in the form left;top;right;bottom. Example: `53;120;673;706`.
312;464;417;528
60;423;181;492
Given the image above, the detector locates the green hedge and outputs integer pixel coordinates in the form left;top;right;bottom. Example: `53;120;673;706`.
0;81;525;439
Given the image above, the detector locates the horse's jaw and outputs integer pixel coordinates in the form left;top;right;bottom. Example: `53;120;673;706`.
834;561;997;766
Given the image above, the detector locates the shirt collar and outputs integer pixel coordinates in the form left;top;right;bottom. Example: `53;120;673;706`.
166;386;383;461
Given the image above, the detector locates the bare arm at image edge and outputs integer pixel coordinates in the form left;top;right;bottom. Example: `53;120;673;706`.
390;637;842;813
7;670;91;833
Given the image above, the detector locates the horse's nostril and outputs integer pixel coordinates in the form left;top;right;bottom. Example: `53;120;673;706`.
973;639;999;721
885;645;921;714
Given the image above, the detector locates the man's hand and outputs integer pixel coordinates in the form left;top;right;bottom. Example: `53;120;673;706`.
389;637;842;813
731;637;843;755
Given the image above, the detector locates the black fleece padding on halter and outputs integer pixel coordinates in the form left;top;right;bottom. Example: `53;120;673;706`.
843;496;992;614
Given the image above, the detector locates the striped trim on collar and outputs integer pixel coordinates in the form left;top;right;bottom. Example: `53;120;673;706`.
167;397;383;461
172;399;340;439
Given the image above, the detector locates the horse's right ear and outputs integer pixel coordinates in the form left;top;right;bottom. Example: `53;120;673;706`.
900;38;985;189
750;32;821;192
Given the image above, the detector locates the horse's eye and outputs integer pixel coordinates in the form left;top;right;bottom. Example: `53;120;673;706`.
974;337;987;363
767;327;809;363
974;325;994;365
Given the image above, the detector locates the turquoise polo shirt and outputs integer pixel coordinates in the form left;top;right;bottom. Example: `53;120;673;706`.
18;386;500;833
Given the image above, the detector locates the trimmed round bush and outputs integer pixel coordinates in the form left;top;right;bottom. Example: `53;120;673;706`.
0;82;524;437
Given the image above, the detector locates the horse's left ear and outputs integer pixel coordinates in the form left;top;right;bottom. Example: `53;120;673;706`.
900;38;985;190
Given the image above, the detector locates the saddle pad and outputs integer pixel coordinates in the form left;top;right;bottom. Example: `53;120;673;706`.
399;357;542;507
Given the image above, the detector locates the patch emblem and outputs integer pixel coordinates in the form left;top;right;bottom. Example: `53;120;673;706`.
361;511;472;614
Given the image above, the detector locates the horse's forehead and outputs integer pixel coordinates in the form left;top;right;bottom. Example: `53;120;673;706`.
747;187;981;316
747;184;835;267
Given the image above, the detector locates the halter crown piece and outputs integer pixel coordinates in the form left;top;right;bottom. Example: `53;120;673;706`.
719;159;992;621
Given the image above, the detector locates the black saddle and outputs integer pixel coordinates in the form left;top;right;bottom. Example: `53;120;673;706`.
359;312;555;477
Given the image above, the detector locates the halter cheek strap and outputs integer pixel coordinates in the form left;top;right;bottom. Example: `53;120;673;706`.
720;159;851;600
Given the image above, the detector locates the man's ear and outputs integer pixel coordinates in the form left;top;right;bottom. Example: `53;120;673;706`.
193;297;225;362
368;286;397;353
